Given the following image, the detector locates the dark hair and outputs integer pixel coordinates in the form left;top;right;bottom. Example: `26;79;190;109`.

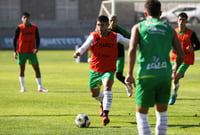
178;12;188;20
22;12;30;17
145;0;161;17
97;15;109;23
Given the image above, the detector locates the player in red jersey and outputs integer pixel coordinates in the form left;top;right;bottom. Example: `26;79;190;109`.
169;12;200;105
13;12;48;93
74;15;129;126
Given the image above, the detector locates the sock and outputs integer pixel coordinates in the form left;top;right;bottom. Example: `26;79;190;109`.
19;77;25;89
94;92;104;103
36;78;42;89
155;111;168;135
103;110;109;116
173;82;180;95
103;91;112;115
136;112;152;135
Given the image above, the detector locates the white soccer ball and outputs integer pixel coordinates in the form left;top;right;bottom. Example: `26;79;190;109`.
75;113;91;128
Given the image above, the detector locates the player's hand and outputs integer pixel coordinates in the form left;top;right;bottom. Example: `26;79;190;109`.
73;52;80;58
13;52;18;59
186;46;193;51
125;75;136;90
33;48;38;54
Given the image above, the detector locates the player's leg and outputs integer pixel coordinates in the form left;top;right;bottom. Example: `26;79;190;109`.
18;53;27;92
155;104;168;135
116;57;125;83
101;72;114;126
169;63;189;105
30;53;48;92
89;70;104;116
19;64;26;92
155;77;171;135
116;57;132;97
135;78;156;135
136;106;151;135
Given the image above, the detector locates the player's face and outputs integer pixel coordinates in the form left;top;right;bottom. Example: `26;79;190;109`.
177;16;187;27
21;15;30;25
96;21;109;36
109;17;117;28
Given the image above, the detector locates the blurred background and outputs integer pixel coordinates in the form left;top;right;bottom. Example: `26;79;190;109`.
0;0;200;50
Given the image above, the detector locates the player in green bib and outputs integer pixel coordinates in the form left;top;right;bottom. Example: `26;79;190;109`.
125;0;184;135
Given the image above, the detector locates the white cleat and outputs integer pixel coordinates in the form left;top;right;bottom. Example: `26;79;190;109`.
125;85;133;97
20;88;26;93
38;88;49;92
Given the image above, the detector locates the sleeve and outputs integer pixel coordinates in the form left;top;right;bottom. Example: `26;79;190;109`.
35;27;40;49
76;35;94;55
117;33;130;46
13;27;20;52
191;32;200;51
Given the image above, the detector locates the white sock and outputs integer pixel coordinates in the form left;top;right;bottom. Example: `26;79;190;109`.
155;111;168;135
103;91;112;111
136;112;151;135
36;78;42;89
19;77;25;89
173;82;180;95
94;92;104;103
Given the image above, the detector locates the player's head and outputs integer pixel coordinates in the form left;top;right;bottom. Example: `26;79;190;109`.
22;12;30;18
178;12;188;20
109;15;118;29
96;15;109;36
177;12;188;27
144;0;161;18
21;12;30;25
97;15;109;23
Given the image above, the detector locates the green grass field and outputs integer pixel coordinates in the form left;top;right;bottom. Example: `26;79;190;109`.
0;50;199;135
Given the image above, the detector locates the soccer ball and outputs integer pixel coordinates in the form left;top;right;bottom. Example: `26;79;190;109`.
75;113;91;128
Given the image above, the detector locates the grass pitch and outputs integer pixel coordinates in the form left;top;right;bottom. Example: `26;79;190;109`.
0;50;199;135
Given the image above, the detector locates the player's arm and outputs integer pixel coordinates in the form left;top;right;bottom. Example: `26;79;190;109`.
73;35;93;58
119;26;131;38
33;27;40;54
191;32;200;51
13;27;20;59
125;23;140;89
171;29;185;81
117;33;130;46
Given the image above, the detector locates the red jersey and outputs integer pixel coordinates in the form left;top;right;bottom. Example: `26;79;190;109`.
17;24;37;53
170;28;194;65
89;31;118;73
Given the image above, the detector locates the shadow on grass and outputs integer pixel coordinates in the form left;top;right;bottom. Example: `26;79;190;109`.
168;124;200;128
177;98;200;100
0;114;135;118
0;114;76;117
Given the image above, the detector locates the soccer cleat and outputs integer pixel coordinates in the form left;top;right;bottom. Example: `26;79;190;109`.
169;94;177;105
125;85;133;97
100;105;103;117
20;88;26;93
102;116;110;126
38;88;49;92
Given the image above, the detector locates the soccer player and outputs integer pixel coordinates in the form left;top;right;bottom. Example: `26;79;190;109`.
169;12;200;105
125;0;184;135
73;15;129;126
109;15;132;97
13;12;48;93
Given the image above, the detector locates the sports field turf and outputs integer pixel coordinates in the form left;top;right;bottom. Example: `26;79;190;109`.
0;50;199;135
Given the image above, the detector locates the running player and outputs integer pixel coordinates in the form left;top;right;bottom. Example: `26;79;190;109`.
13;12;48;93
73;15;130;126
109;15;132;97
169;12;200;105
125;0;184;134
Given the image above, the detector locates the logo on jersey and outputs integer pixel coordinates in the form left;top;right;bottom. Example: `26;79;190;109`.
146;56;167;70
